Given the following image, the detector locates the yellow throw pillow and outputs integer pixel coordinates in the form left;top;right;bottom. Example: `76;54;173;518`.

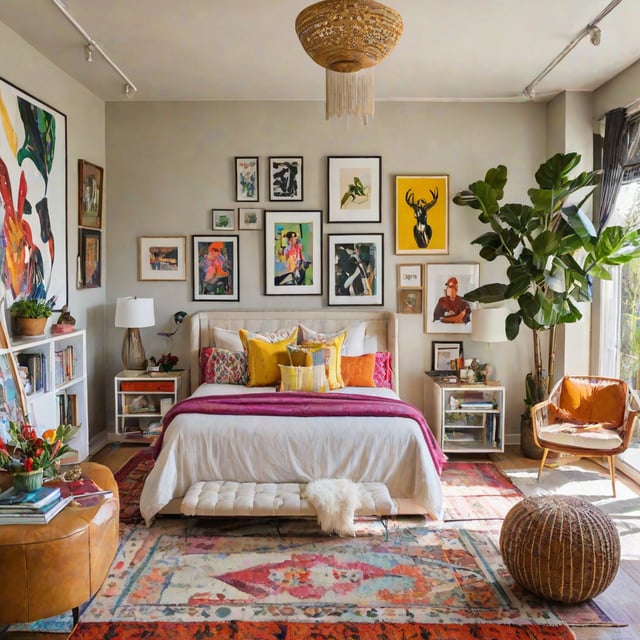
245;332;297;387
278;364;329;393
301;331;346;389
341;353;376;387
239;327;298;351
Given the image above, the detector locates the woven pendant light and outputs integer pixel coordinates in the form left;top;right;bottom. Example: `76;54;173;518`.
296;0;403;124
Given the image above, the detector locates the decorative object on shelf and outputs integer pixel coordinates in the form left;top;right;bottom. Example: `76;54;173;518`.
211;209;236;231
452;151;640;457
396;176;449;255
78;228;102;288
268;156;303;201
157;311;187;338
138;236;187;281
235;157;259;202
114;297;155;370
52;305;76;334
78;159;104;229
0;421;80;484
327;156;381;222
295;0;403;124
10;297;55;337
192;236;240;302
327;233;383;306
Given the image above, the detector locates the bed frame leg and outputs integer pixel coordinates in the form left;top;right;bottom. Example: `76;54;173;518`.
380;516;389;541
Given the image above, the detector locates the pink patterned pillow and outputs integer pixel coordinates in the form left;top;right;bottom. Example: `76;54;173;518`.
200;347;248;385
373;351;393;389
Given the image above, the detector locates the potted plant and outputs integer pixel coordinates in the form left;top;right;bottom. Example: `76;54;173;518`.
453;152;640;457
10;297;55;337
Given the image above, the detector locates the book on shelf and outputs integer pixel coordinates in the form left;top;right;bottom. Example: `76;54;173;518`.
459;401;495;408
0;485;61;510
17;352;47;393
0;495;73;524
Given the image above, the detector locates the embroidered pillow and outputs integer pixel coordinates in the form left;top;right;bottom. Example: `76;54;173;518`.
341;353;376;387
298;322;366;356
373;351;393;389
213;327;243;352
239;327;298;351
245;332;298;387
301;331;346;389
200;347;248;385
278;364;329;393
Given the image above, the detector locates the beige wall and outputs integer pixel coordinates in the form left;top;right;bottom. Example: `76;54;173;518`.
0;21;107;450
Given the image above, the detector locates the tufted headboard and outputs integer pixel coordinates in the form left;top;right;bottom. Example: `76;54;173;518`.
189;310;399;394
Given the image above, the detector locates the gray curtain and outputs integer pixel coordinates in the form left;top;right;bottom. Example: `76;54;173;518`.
598;107;627;231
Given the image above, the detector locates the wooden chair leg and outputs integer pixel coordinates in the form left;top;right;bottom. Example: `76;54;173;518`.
537;449;549;482
607;455;616;497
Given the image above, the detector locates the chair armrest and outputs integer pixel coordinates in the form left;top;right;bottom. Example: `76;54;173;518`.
530;399;553;447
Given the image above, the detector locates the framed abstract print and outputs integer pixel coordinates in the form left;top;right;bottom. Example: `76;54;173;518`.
238;208;262;230
397;289;423;314
328;155;381;222
211;208;235;231
0;76;67;308
0;321;27;426
193;235;239;301
138;236;186;281
235;156;258;202
264;210;321;295
425;263;479;334
78;229;101;288
395;175;449;255
78;159;104;228
328;233;383;306
268;156;303;201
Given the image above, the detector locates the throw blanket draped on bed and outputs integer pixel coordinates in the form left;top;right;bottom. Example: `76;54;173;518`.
153;392;446;474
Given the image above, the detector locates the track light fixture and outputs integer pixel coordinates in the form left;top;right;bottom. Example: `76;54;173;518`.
84;43;93;62
588;25;601;46
123;83;134;98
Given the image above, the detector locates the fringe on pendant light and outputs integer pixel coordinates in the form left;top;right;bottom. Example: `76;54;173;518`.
326;68;375;125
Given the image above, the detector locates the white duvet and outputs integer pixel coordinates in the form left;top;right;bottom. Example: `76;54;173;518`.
139;385;444;525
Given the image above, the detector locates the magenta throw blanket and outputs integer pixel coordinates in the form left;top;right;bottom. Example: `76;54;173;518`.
153;392;446;474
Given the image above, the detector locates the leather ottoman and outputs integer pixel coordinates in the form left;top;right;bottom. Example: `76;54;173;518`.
0;462;119;623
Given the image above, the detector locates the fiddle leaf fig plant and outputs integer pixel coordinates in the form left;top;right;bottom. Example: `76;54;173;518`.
453;152;640;408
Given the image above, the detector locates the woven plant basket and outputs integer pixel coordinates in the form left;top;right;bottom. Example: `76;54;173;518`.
499;495;620;603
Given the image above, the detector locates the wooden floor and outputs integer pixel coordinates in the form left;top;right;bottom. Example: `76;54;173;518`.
2;443;638;640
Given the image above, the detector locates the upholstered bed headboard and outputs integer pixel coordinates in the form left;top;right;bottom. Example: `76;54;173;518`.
189;310;399;394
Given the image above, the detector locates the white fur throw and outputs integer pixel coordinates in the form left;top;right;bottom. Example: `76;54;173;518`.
305;478;364;536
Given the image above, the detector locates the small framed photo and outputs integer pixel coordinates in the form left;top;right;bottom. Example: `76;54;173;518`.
395;175;449;255
397;289;423;314
212;208;235;231
193;235;239;301
238;207;262;230
398;263;423;289
328;233;383;306
425;263;479;334
269;156;303;201
328;156;381;223
235;156;259;202
138;236;187;281
78;228;101;288
264;210;322;295
78;159;104;228
431;341;464;372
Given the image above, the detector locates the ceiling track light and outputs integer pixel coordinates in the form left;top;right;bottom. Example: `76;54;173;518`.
123;83;134;98
50;0;137;97
520;0;621;101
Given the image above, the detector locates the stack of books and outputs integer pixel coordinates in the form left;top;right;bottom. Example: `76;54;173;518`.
57;475;113;507
0;485;73;524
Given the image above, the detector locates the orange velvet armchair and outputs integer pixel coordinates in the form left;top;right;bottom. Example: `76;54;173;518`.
531;376;640;496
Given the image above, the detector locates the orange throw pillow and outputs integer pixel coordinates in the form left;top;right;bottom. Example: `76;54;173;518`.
558;378;626;428
341;354;376;387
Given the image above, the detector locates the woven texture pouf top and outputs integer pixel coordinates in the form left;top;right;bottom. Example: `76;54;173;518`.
499;494;620;603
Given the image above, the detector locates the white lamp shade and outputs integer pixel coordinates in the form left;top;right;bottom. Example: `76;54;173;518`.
115;297;155;328
472;307;509;343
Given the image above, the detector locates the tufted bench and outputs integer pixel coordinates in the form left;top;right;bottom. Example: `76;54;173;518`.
181;481;397;536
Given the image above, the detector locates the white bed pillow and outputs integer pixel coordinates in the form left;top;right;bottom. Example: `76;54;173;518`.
213;327;243;352
298;321;367;356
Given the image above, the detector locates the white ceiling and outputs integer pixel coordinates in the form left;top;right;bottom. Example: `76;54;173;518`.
1;0;639;104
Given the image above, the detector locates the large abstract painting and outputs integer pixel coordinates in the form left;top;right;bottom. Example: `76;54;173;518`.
0;77;67;309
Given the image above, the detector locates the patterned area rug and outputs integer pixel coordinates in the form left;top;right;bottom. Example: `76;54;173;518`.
114;446;154;524
69;620;577;639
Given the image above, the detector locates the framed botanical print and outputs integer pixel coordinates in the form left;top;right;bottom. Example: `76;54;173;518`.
138;236;186;281
268;156;303;201
397;263;423;289
425;263;479;334
395;175;449;255
397;289;423;314
238;208;262;230
78;229;101;288
264;210;321;295
431;341;464;372
328;234;383;306
192;235;239;301
235;156;258;202
328;156;381;222
78;159;104;229
211;208;235;230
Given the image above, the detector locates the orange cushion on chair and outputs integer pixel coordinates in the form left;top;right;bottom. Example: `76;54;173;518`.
557;378;627;428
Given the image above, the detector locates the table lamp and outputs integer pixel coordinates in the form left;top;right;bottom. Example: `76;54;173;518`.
471;306;509;380
115;297;155;370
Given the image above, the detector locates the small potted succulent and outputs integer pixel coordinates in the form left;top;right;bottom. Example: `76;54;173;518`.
10;297;55;337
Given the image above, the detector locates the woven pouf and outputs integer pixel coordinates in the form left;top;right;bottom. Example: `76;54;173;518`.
499;495;620;603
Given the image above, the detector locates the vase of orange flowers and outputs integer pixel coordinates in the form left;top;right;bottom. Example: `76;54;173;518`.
0;422;80;490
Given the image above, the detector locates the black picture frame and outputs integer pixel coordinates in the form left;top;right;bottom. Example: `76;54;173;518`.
78;229;101;289
431;341;464;372
235;156;259;202
268;156;303;201
192;235;240;301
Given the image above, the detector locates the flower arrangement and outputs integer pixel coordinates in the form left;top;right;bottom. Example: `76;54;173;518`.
0;422;79;478
157;353;179;372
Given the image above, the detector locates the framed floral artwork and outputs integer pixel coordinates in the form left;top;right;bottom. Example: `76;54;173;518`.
327;156;381;222
268;156;303;201
138;236;186;281
78;229;101;289
425;263;479;334
78;159;104;229
264;210;321;295
235;156;258;202
328;234;383;306
238;208;262;230
395;175;449;255
211;208;235;230
192;235;239;301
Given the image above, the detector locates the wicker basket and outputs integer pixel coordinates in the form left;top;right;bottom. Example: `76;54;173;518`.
499;495;620;603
